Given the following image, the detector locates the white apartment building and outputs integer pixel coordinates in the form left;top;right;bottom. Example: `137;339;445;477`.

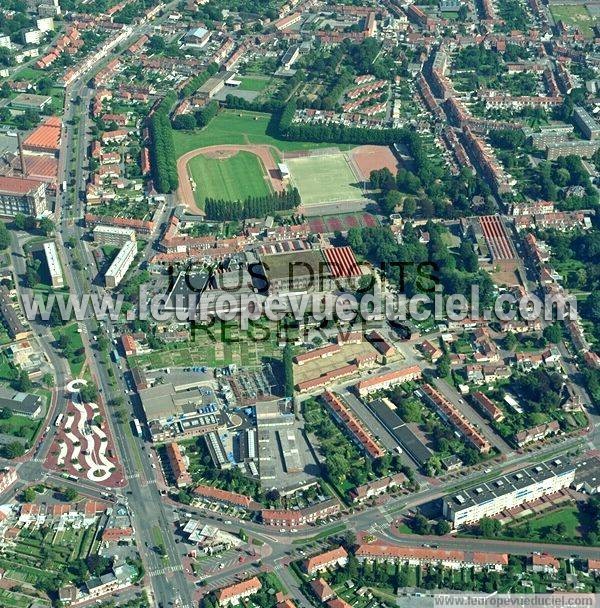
93;224;136;247
443;459;575;527
43;241;64;288
105;240;136;288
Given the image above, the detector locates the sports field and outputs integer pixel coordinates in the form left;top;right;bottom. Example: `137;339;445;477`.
286;151;368;207
188;150;271;205
549;4;596;38
173;110;354;157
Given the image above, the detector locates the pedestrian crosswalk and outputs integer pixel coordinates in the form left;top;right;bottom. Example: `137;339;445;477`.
148;564;183;577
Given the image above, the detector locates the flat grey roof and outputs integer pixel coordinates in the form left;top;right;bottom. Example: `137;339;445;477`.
444;458;575;511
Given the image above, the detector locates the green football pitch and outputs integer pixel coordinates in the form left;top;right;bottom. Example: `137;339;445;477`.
188;150;272;206
286;152;368;206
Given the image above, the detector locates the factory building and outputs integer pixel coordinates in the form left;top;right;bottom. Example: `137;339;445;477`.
0;175;47;217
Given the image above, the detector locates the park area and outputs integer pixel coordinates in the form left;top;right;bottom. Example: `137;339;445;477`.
187;150;272;206
52;323;85;377
129;320;288;370
172;110;353;156
286;150;369;207
550;4;597;38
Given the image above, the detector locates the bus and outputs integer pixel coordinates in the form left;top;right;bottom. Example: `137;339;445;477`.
112;349;120;363
133;418;143;437
54;413;64;427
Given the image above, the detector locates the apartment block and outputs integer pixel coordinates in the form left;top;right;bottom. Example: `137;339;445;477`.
93;224;137;246
43;241;64;288
104;240;136;288
442;459;575;527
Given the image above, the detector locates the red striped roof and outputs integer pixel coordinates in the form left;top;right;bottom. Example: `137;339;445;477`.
323;246;362;278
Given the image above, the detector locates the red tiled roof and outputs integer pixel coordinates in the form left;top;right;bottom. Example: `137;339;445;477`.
328;599;353;608
0;175;44;195
102;527;133;542
356;365;422;392
194;485;256;509
216;577;262;602
305;547;348;573
310;578;334;601
322;391;385;458
532;553;559;569
22;117;62;152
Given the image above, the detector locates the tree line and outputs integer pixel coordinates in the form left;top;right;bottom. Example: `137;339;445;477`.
148;92;178;193
204;188;300;221
277;99;412;146
172;100;219;131
179;63;218;99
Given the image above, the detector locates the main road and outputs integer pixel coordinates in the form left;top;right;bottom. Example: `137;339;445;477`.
32;4;195;606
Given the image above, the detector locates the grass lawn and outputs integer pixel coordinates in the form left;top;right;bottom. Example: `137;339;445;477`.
12;67;44;82
468;504;600;546
527;507;580;538
0;353;17;383
292;523;346;545
52;323;85;377
286;152;368;206
239;76;272;92
130;320;285;370
0;414;42;444
188;150;272;207
550;4;596;38
173;110;354;157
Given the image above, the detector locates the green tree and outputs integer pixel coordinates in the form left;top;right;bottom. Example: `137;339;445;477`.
63;487;78;501
282;344;294;398
22;487;36;502
42;373;54;387
80;383;99;403
437;354;451;378
435;519;451;535
15;369;32;392
1;442;25;458
380;189;402;216
543;323;562;344
504;332;518;351
39;217;54;236
13;213;26;231
0;222;10;249
477;516;501;537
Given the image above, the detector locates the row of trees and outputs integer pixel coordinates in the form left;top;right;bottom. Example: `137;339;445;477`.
283;343;294;398
195;100;219;128
204;188;300;221
277;99;413;146
179;63;218;98
148;93;178;193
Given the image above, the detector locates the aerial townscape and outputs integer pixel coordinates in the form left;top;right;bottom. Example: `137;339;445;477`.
0;0;599;607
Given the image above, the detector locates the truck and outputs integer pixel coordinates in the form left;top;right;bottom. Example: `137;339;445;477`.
62;180;67;193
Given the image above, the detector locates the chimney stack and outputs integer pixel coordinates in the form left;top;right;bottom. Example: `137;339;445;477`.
17;133;27;177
